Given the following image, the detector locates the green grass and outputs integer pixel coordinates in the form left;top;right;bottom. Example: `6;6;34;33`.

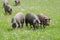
0;0;60;40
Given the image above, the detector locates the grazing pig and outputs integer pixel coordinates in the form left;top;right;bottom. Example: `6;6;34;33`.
11;12;24;29
37;13;50;28
15;0;20;6
3;0;12;15
25;13;40;29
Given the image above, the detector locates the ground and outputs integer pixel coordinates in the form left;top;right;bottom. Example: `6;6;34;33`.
0;0;60;40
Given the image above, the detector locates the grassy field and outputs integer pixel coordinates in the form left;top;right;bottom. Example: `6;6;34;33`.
0;0;60;40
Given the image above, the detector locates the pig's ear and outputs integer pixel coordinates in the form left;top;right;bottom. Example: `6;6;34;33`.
33;19;36;24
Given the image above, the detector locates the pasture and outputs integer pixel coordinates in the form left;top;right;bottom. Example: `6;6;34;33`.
0;0;60;40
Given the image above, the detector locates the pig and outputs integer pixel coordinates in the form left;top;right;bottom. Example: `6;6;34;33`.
11;12;24;29
15;0;20;6
37;13;50;28
3;0;12;15
25;13;40;29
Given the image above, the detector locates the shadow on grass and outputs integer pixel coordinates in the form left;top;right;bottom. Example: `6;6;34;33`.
13;3;20;6
7;25;46;32
7;28;13;31
3;12;12;16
